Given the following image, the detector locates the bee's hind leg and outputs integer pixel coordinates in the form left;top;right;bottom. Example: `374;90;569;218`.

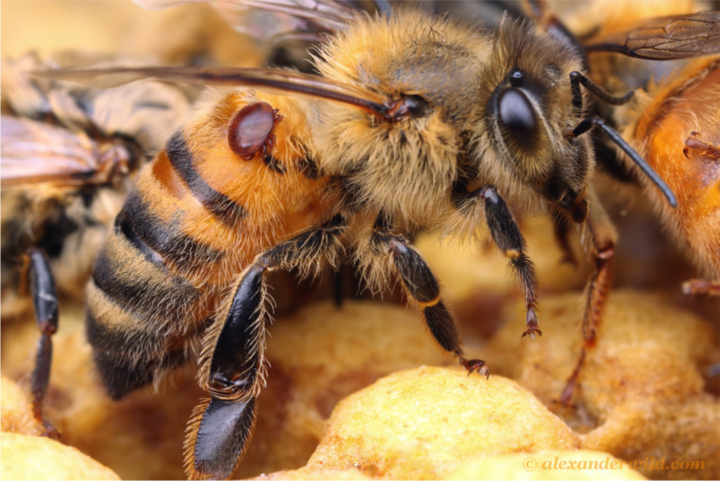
21;249;60;439
185;214;347;480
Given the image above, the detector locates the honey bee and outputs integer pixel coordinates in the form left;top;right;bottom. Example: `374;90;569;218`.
571;1;720;395
43;1;720;478
520;0;720;401
1;53;193;432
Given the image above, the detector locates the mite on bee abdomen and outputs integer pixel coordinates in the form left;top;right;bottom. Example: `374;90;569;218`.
84;90;341;399
42;1;720;478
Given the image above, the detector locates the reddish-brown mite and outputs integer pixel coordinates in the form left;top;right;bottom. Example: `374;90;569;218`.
228;102;283;160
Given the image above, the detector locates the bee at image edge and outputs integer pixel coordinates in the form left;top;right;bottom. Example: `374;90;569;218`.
0;54;194;433
43;1;720;478
621;55;720;295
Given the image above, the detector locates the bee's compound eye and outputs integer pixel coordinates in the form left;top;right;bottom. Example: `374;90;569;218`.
228;102;276;160
498;89;536;136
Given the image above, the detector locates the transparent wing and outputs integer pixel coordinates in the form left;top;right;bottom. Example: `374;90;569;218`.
585;11;720;60
37;66;393;119
134;0;356;39
1;117;128;189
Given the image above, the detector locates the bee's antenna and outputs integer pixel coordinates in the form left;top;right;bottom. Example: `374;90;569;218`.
570;117;678;208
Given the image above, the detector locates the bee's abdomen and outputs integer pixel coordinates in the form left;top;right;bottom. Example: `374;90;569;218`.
85;101;337;399
85;132;237;398
120;189;225;271
85;203;209;397
93;209;205;324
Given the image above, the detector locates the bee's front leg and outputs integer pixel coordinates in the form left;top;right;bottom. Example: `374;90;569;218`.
561;187;617;405
185;214;346;480
21;248;60;439
370;216;488;378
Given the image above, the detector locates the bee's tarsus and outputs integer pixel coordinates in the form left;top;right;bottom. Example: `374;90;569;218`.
561;190;617;405
522;308;542;338
371;222;465;356
206;263;266;401
460;357;490;379
583;201;616;348
561;347;587;406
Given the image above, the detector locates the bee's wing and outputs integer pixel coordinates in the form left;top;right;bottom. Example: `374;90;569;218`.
1;117;106;189
38;66;393;120
134;0;355;39
585;11;720;60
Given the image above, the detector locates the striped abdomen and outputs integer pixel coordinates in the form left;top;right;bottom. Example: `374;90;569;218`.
86;91;339;399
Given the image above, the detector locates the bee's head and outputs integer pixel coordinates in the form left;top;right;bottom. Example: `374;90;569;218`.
476;18;593;222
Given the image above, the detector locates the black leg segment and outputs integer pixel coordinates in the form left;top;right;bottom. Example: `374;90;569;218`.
552;209;578;266
476;186;541;338
207;264;265;399
23;249;59;438
186;397;257;481
188;215;346;480
370;220;489;378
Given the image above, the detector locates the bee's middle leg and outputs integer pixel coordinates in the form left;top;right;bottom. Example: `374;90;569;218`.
370;216;488;377
454;185;541;338
185;214;346;480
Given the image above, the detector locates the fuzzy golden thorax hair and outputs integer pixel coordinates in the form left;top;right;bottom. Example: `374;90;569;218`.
312;10;595;231
312;10;492;229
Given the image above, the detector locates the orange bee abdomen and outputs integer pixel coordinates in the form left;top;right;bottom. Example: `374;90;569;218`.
628;56;720;276
85;91;338;398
